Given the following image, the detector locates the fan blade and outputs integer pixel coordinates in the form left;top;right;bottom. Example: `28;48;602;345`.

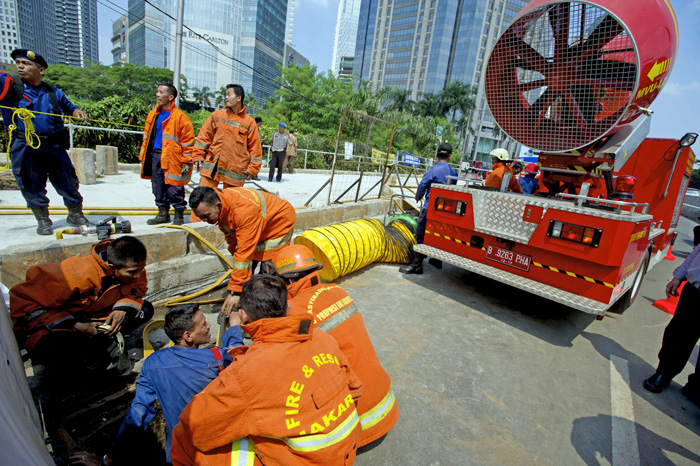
577;15;625;62
502;34;551;75
548;3;571;62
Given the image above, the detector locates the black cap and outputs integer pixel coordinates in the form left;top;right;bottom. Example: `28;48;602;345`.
11;49;48;69
436;142;453;157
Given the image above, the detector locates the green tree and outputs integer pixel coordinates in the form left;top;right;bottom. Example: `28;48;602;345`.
690;168;700;189
386;87;415;113
440;81;476;124
191;86;215;109
416;92;445;118
214;85;227;108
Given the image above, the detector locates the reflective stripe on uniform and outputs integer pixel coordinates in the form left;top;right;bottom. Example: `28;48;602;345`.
195;141;209;149
271;409;359;452
165;172;192;182
255;229;293;253
163;134;181;143
317;302;359;333
253;189;267;219
202;161;216;172
214;118;241;128
182;142;194;147
217;167;247;182
232;260;253;271
359;386;396;430
251;157;263;163
230;437;255;466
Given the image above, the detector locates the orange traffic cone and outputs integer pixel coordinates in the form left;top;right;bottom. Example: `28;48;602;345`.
664;245;676;261
652;281;686;315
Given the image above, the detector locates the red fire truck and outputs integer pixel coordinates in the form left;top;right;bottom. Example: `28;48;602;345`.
414;0;697;315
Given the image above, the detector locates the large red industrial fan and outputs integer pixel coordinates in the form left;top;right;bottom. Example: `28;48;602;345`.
485;0;678;153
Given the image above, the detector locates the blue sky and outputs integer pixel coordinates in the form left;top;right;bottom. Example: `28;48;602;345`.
97;0;700;140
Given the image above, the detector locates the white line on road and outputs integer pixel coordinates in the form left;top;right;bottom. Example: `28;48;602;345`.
610;355;640;466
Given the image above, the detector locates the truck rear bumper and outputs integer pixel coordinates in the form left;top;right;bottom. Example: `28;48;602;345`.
414;243;609;315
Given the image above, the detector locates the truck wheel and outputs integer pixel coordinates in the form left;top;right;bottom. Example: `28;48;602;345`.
611;251;650;314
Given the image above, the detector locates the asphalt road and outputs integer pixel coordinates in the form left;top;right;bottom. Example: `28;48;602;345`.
344;216;700;466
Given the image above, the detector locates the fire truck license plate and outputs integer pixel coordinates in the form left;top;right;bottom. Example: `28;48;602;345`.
485;245;531;272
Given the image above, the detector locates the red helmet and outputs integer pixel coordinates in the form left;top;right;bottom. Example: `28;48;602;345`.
524;163;539;174
273;245;323;279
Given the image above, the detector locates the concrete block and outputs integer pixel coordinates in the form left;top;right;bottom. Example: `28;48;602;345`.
144;254;229;303
96;146;119;176
70;148;97;185
342;203;365;222
293;208;320;232
135;228;188;264
316;205;345;227
184;224;228;255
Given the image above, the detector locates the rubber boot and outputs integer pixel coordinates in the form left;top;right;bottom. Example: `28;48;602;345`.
399;255;424;274
31;207;53;236
66;204;90;227
428;258;443;269
147;206;171;225
172;210;185;226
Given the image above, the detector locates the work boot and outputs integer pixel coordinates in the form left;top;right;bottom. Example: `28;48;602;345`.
399;255;424;274
643;373;672;393
31;206;53;236
66;204;90;227
428;258;443;269
147;206;171;225
173;210;185;226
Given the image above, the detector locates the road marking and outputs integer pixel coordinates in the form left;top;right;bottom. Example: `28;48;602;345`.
610;356;640;466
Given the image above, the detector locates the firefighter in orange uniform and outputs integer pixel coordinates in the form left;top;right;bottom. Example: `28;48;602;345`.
274;244;399;447
139;83;195;226
484;148;523;193
10;236;152;374
192;84;262;188
189;186;296;315
171;275;363;466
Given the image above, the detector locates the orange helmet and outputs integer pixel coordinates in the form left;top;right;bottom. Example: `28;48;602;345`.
273;245;323;279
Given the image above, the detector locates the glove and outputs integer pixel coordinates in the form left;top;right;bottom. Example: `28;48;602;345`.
181;163;192;176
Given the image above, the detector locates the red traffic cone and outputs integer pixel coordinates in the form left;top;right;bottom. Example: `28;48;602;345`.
652;281;686;315
663;245;676;261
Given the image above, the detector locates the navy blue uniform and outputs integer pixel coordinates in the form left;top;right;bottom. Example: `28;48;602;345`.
415;161;458;245
0;73;83;208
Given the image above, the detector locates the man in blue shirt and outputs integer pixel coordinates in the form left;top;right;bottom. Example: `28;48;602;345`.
103;303;243;464
643;240;700;407
0;49;90;235
400;142;457;274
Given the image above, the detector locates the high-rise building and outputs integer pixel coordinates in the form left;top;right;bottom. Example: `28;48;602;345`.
285;0;295;45
354;0;528;160
124;0;286;103
111;14;128;65
331;0;361;78
239;0;287;100
16;0;98;67
338;56;354;81
0;0;21;64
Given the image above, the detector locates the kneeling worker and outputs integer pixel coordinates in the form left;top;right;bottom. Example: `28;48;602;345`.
400;142;457;274
274;245;398;447
189;186;296;316
171;275;363;465
10;236;153;375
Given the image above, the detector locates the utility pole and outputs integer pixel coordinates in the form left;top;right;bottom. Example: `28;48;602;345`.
172;0;185;106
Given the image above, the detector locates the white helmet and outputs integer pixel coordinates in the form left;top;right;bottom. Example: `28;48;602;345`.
490;148;509;161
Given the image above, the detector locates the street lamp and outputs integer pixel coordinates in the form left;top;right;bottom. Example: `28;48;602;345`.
663;132;698;198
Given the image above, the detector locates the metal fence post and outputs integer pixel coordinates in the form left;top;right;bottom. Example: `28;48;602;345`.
68;121;74;151
304;149;308;169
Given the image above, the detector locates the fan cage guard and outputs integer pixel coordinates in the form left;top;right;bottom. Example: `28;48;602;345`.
485;1;639;153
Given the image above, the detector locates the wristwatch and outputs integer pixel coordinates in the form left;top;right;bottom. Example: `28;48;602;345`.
102;454;110;466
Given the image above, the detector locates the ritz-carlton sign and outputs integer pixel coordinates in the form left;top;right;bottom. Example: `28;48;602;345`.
185;30;230;46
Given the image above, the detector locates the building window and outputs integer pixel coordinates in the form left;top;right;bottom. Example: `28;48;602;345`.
429;12;434;19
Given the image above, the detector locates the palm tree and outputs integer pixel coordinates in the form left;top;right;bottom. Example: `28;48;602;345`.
191;86;215;109
387;87;416;113
416;92;445;118
440;81;477;124
214;85;227;108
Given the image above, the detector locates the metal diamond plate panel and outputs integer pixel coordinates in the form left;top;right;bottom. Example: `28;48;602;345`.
471;191;542;243
414;244;609;315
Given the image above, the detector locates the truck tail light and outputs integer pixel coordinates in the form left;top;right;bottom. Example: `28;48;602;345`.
548;220;602;247
434;197;467;216
613;175;636;200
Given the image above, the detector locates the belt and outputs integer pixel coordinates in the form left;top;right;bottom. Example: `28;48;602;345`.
11;129;66;143
153;148;162;153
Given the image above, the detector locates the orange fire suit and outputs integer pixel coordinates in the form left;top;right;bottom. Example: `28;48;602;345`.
171;313;363;466
9;240;148;352
215;188;296;293
139;103;195;186
485;162;523;193
193;105;262;187
286;273;398;447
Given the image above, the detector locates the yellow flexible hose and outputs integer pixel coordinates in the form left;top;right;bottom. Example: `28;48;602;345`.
153;224;233;307
294;217;416;282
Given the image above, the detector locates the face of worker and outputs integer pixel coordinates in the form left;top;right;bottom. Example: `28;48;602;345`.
186;311;212;346
113;260;147;284
225;88;241;109
156;85;175;107
278;125;286;134
15;58;44;84
193;201;222;225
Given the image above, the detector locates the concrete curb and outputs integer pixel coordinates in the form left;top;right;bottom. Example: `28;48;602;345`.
0;199;391;295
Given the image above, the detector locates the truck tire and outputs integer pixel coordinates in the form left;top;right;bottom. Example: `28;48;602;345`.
610;251;650;314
